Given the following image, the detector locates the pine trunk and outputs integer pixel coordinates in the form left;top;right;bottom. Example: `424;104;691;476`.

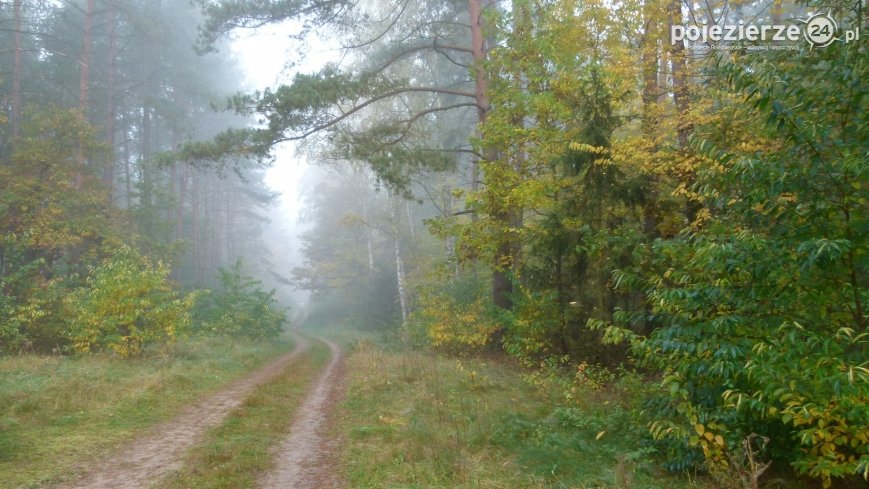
667;0;700;223
667;0;690;148
75;0;96;190
191;169;201;283
11;0;23;140
468;0;512;311
104;1;119;197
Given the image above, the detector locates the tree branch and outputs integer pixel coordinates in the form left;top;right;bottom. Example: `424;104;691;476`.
274;87;480;142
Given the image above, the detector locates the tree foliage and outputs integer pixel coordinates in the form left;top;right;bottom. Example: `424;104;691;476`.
0;1;288;355
3;0;865;485
609;37;868;485
66;246;192;358
193;259;286;340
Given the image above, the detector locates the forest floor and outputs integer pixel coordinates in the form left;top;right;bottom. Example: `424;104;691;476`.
333;332;710;489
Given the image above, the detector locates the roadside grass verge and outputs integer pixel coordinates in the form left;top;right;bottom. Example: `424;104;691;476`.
340;340;711;489
0;337;293;488
162;341;330;489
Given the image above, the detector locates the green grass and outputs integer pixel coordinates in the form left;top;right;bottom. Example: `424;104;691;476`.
0;337;293;488
162;341;330;488
339;340;711;489
301;320;381;350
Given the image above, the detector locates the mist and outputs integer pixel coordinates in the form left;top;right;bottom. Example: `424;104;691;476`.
1;1;865;487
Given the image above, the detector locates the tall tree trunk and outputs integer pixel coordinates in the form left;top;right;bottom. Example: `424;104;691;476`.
75;0;96;190
141;103;153;226
469;0;512;311
666;0;700;224
225;179;234;263
104;1;119;198
191;169;201;283
641;0;663;241
177;164;187;241
443;185;459;278
468;0;488;198
405;201;415;239
205;174;216;284
392;196;409;327
123;111;132;208
170;163;177;224
667;0;690;148
508;0;531;288
11;0;23;140
641;0;660;135
363;203;375;276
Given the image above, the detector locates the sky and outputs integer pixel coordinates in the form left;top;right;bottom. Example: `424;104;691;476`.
229;22;339;312
230;21;342;217
231;24;305;221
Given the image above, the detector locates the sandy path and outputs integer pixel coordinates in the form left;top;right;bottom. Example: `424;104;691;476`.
56;335;310;489
259;338;345;489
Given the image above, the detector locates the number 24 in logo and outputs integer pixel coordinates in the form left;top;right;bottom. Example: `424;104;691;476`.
801;12;838;49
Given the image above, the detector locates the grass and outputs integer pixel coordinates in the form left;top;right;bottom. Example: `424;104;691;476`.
0;337;293;488
302;320;381;350
162;341;330;488
339;339;712;489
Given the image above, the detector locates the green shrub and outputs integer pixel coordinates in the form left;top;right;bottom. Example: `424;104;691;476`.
0;234;69;354
66;246;192;357
603;40;868;487
192;259;285;340
406;273;498;352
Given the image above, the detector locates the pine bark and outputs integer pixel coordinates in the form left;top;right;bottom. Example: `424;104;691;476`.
11;0;23;140
75;0;96;190
468;0;512;311
104;1;120;196
191;169;201;283
177;164;187;241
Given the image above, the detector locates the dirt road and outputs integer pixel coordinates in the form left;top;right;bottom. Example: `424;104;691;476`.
57;336;312;489
259;338;345;489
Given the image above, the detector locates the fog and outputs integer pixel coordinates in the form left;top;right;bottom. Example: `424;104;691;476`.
1;2;864;486
230;22;339;321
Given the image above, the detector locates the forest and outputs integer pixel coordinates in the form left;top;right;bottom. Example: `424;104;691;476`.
0;0;866;488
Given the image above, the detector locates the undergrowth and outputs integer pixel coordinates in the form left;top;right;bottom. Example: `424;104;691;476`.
339;340;711;488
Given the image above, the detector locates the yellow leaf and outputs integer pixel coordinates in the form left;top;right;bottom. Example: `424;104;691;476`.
596;431;606;440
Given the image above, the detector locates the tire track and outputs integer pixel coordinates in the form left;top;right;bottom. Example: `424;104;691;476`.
56;335;310;489
259;337;345;489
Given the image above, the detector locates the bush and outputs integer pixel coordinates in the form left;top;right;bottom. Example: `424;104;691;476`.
605;41;868;487
66;246;192;357
407;274;499;352
192;260;285;340
0;233;69;354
